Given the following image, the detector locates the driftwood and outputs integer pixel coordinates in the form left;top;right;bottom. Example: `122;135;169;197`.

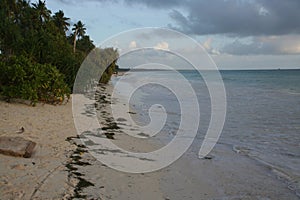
0;136;36;158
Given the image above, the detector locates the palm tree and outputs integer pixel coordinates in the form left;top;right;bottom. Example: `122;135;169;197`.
53;10;70;33
72;20;86;53
32;0;51;23
18;0;30;9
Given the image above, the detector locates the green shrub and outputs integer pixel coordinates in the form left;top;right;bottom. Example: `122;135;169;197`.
0;56;70;104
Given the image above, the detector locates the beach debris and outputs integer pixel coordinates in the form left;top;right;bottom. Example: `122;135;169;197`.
101;122;119;139
104;132;115;139
16;127;25;134
10;164;26;170
101;122;120;130
138;132;150;137
0;136;36;158
203;155;213;160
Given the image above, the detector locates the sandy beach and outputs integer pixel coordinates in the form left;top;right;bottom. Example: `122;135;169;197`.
0;99;77;199
0;82;299;200
2;1;300;199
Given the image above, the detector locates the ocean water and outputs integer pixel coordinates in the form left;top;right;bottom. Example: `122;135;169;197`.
218;70;300;195
112;69;300;195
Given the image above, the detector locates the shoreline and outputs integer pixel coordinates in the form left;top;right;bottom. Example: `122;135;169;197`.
70;80;300;199
0;81;299;199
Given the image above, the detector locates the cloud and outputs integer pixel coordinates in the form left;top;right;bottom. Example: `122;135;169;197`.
222;35;300;55
136;28;183;40
203;38;212;50
124;0;182;8
57;0;181;8
57;0;117;4
154;42;169;50
54;0;300;56
129;41;137;49
58;0;300;37
202;38;220;55
168;0;300;36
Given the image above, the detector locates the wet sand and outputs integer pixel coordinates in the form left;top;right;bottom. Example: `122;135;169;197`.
70;83;299;199
0;83;299;199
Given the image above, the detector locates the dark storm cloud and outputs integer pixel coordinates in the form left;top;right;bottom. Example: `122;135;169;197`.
168;0;300;36
109;0;300;37
128;0;300;36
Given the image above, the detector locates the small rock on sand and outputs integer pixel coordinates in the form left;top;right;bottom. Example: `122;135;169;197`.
0;136;36;158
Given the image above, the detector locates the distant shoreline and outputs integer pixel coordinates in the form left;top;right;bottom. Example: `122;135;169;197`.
118;68;300;72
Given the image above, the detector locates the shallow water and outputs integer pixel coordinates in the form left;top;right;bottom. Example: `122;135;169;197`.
112;69;300;196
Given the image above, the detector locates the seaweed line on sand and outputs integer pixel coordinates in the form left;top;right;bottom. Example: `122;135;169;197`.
65;136;97;199
64;84;120;199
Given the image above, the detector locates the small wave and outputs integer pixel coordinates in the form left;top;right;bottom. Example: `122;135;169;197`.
232;145;251;155
279;89;300;95
287;91;300;95
232;145;300;198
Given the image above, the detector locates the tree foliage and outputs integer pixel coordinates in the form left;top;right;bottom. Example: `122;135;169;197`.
0;0;118;104
53;10;70;33
0;56;70;104
71;20;87;53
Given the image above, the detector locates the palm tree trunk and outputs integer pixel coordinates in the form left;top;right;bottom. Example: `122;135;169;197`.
73;29;78;53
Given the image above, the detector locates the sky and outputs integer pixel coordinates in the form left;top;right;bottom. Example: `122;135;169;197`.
46;0;300;69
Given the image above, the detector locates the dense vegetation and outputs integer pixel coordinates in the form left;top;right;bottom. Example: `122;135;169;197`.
0;0;118;104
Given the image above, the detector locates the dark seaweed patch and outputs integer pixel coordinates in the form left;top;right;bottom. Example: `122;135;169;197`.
101;122;120;130
65;139;95;199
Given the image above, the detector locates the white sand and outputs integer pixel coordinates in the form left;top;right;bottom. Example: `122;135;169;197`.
0;100;77;199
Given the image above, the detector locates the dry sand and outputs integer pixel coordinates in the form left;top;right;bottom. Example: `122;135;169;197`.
0;99;77;199
0;83;299;200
